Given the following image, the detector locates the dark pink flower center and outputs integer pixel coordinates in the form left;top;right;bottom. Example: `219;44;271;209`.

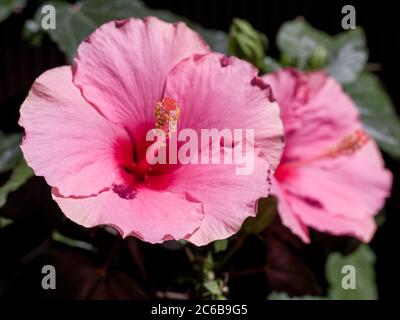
121;97;181;183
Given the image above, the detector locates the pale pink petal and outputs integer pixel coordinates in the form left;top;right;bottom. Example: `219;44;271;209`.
52;187;204;244
286;193;377;242
264;69;359;162
164;53;284;171
263;68;299;121
158;156;272;246
283;141;392;221
73;17;210;136
19;66;130;197
271;177;310;243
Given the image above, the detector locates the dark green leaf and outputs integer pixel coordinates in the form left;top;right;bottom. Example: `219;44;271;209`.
277;19;367;83
0;216;13;228
326;28;367;83
345;72;400;158
30;0;227;60
0;131;22;173
277;19;330;69
52;230;96;252
375;209;386;227
0;156;34;208
213;239;228;253
0;0;26;23
264;56;281;73
326;244;378;300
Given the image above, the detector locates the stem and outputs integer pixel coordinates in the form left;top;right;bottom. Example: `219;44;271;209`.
184;246;196;263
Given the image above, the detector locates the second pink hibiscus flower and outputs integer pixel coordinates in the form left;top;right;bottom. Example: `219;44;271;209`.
264;69;392;243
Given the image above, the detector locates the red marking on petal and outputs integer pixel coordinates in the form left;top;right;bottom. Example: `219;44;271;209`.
114;19;130;28
220;56;230;67
251;77;275;102
112;183;137;200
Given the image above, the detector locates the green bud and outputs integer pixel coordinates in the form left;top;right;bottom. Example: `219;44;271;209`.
280;52;295;67
309;45;328;69
228;18;268;72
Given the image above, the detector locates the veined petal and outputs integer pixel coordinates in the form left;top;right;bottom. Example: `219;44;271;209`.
265;69;392;242
19;66;131;197
271;177;310;243
53;187;204;244
160;156;273;246
73;17;210;137
164;53;284;171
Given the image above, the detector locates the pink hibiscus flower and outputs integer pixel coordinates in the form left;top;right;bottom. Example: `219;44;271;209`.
263;69;392;243
19;17;284;246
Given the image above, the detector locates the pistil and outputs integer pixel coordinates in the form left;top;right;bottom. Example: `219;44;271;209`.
130;98;180;180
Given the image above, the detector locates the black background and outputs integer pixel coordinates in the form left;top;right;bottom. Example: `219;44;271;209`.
1;0;399;299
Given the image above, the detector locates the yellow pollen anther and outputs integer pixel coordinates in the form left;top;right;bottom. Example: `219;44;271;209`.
283;130;370;170
324;129;369;158
155;97;180;136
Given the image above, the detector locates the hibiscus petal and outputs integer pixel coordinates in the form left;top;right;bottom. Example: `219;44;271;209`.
52;187;204;244
264;69;392;243
164;53;284;171
264;69;359;162
19;66;130;197
73;17;210;136
284;141;392;221
286;193;377;242
159;156;273;246
271;177;310;243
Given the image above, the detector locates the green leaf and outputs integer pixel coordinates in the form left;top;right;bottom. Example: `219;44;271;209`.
203;280;222;296
52;230;96;251
202;251;215;273
0;131;22;173
0;156;34;208
326;244;378;300
0;0;26;23
375;209;386;227
277;19;330;69
277;19;367;83
213;239;228;253
244;197;277;234
325;29;367;84
345;72;400;158
264;56;281;73
228;18;268;72
268;292;326;300
0;216;14;228
29;0;227;60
